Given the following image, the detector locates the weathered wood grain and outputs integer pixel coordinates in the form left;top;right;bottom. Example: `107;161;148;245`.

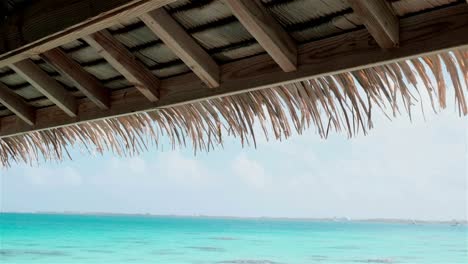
224;0;298;72
10;60;78;117
42;48;110;109
0;0;177;68
0;82;35;125
83;30;160;102
140;8;220;88
348;0;400;49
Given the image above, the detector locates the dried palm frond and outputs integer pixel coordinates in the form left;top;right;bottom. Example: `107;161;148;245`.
0;49;466;167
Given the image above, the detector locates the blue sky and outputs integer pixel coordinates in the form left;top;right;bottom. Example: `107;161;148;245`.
0;107;466;221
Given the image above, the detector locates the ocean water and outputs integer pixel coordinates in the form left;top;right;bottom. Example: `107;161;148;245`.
0;213;466;264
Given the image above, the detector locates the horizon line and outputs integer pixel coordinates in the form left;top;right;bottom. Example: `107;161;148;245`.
1;211;467;224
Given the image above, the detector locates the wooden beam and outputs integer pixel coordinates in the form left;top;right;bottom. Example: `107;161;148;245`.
10;60;78;117
348;0;399;49
1;4;467;138
42;48;110;110
0;82;35;126
140;8;220;88
0;0;177;68
83;30;160;102
224;0;297;72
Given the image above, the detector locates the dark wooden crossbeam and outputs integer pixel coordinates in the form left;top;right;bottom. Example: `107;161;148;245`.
42;48;110;109
224;0;298;72
0;0;177;68
10;59;78;117
140;8;220;88
83;30;160;102
0;82;35;126
348;0;400;49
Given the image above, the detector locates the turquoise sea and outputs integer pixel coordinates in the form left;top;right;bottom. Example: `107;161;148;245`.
0;213;466;264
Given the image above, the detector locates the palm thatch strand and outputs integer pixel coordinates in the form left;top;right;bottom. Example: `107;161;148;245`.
0;49;466;167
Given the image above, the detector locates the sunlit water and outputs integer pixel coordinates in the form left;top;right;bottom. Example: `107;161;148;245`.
0;213;466;263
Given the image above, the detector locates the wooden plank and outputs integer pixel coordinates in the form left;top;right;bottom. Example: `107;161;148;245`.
140;8;220;88
1;4;467;138
224;0;297;72
0;82;35;126
10;60;78;117
42;48;110;110
83;30;160;102
348;0;399;49
0;0;177;68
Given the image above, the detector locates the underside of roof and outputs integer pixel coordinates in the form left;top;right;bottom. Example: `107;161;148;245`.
0;0;30;15
0;0;466;166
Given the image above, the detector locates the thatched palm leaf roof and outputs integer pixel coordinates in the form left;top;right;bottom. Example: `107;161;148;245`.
0;0;467;167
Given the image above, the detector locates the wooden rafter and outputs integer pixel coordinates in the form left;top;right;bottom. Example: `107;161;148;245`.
83;30;160;102
140;8;220;88
0;0;178;68
1;4;466;138
10;60;78;117
348;0;400;49
42;49;110;110
0;82;35;126
224;0;298;72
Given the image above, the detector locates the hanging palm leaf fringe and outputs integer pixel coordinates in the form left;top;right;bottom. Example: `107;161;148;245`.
0;50;466;167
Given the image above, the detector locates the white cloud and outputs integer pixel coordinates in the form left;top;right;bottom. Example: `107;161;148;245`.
157;152;206;183
232;154;269;189
21;166;83;186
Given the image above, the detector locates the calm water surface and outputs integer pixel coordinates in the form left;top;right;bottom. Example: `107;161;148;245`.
0;213;467;263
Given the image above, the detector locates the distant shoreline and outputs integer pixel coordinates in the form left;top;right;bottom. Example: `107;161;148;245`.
1;211;467;225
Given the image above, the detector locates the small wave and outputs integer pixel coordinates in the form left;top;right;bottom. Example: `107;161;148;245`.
56;245;78;249
329;245;360;250
353;259;396;263
0;249;69;257
186;246;225;252
209;237;238;241
85;249;114;254
153;249;184;256
309;255;328;260
216;260;281;264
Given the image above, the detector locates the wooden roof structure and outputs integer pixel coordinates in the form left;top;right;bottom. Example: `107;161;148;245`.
0;0;467;166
